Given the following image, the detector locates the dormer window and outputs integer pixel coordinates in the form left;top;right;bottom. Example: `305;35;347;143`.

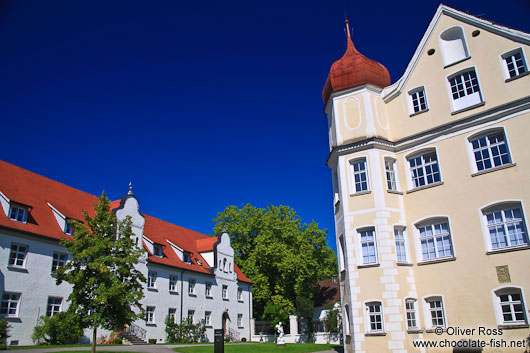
64;220;73;236
9;204;27;223
183;252;192;264
153;244;163;257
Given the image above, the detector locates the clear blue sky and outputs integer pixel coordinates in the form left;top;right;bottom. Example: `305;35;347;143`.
1;1;529;252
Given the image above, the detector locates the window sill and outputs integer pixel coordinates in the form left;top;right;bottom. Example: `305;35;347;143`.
223;298;229;301
387;190;403;195
451;102;485;115
425;328;445;333
169;290;178;295
350;190;371;197
505;71;530;83
357;263;380;269
188;293;196;297
365;332;386;336
206;325;213;328
205;295;213;299
498;323;530;329
472;163;516;177
407;329;424;334
238;300;244;303
409;108;429;118
407;181;444;194
145;322;156;326
397;262;413;267
3;317;21;322
7;266;28;273
443;56;471;69
417;256;456;266
486;245;530;255
147;288;158;292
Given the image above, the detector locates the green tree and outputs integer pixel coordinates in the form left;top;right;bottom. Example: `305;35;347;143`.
56;192;146;353
212;204;337;322
0;317;10;350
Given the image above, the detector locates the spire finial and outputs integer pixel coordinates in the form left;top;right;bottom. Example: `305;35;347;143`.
128;182;133;195
345;19;351;39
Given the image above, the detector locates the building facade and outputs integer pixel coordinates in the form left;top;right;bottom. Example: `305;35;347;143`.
323;5;530;353
0;161;252;346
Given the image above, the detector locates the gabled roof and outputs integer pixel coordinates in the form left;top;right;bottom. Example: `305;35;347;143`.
0;160;252;284
382;4;530;102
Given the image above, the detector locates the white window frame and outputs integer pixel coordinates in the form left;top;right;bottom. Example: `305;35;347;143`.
356;227;378;266
466;128;512;174
407;86;429;115
9;204;28;223
237;313;243;328
168;308;177;323
479;200;529;252
146;306;155;324
8;243;28;268
499;47;528;80
404;298;420;330
52;252;67;272
0;292;21;318
446;67;484;113
147;271;157;289
169;274;178;293
46;297;62;317
349;157;370;195
384;157;399;192
364;301;384;334
237;287;243;302
491;286;529;327
414;217;455;262
205;282;212;297
205;311;212;326
187;309;195;322
188;279;196;295
405;148;442;190
222;285;228;299
394;226;409;264
422;295;447;330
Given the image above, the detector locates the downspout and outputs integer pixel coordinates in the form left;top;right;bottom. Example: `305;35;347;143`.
180;270;185;323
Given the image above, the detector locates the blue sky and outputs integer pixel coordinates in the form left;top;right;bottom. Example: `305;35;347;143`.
1;0;529;252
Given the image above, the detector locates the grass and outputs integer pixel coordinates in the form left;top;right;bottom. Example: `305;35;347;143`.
174;343;342;353
7;344;124;350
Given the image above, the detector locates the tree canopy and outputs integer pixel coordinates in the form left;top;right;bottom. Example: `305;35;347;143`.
212;204;337;324
56;192;145;353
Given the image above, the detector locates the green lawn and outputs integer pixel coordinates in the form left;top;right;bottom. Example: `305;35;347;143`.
174;343;341;353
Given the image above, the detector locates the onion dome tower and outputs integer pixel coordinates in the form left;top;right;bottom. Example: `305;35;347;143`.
322;20;390;104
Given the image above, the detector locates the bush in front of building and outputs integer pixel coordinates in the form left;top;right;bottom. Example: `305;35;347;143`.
165;317;206;343
0;318;10;350
31;312;83;345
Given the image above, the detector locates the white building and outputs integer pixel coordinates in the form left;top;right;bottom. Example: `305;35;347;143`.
0;160;252;346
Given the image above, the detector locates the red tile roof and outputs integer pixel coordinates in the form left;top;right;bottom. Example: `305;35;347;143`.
0;160;252;283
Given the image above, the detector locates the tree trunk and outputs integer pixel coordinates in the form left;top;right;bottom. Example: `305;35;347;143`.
92;326;97;353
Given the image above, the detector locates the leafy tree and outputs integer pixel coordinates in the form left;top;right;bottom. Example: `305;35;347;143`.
56;192;146;353
31;312;83;345
0;317;10;350
212;204;337;322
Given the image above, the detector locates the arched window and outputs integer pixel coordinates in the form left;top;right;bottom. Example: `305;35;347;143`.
468;128;512;173
481;202;528;251
406;148;442;190
492;286;528;326
439;26;470;67
415;218;454;261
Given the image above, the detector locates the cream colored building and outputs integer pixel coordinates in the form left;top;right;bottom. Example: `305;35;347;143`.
322;5;530;353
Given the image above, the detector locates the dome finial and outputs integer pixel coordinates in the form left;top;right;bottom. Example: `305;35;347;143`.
128;181;133;195
345;19;351;40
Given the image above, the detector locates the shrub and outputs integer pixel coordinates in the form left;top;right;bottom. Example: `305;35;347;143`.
241;337;247;342
0;318;10;350
148;338;157;344
224;337;230;343
166;317;206;343
32;312;83;345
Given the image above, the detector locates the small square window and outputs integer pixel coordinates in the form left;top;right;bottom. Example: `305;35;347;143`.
47;297;62;317
188;279;196;295
169;275;178;292
470;130;511;172
146;306;155;323
153;245;163;257
366;302;384;333
484;204;529;250
426;298;445;328
52;252;67;272
9;244;27;268
147;271;157;289
502;49;527;80
448;69;483;112
407;151;441;189
168;308;177;323
1;293;21;317
9;205;27;223
408;87;428;115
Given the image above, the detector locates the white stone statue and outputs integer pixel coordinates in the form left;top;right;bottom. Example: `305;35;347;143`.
276;321;285;345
